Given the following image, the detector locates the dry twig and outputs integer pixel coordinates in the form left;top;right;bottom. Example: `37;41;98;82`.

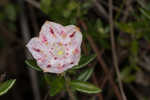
92;0;108;19
78;20;122;100
25;0;40;9
82;40;103;100
17;0;41;100
109;0;127;100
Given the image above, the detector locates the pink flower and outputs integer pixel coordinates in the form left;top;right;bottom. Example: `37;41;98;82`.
26;21;82;73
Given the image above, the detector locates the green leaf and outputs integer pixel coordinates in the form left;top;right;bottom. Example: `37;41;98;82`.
77;67;94;81
0;79;16;96
72;54;96;70
0;12;5;21
40;0;52;14
139;8;150;20
70;80;101;94
116;22;136;34
4;4;17;22
44;74;65;96
130;40;139;56
25;59;42;72
120;66;136;83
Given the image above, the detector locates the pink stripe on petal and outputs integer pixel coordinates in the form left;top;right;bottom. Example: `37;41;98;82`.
41;35;47;43
69;31;76;38
54;57;57;60
47;64;51;68
70;62;74;64
49;27;54;34
32;48;40;52
57;66;63;70
73;48;79;54
61;30;65;34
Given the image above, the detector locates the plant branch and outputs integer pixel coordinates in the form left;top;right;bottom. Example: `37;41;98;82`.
108;0;127;100
17;0;41;100
25;0;40;9
100;68;114;89
78;20;122;100
43;90;49;100
121;0;132;22
92;0;108;20
64;76;76;100
82;40;104;100
92;73;104;100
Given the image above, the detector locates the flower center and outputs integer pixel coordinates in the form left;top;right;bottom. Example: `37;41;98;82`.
53;42;65;58
57;50;64;55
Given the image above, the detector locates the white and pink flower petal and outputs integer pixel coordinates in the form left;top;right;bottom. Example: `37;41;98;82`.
64;25;82;48
26;37;48;60
39;21;57;45
26;21;82;74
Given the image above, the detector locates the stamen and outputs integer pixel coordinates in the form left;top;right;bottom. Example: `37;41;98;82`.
58;50;63;55
58;42;63;46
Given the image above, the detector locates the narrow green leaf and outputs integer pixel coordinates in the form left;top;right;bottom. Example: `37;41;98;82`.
139;8;150;20
72;54;96;70
25;59;42;72
77;67;94;81
0;79;16;96
116;22;135;34
120;66;136;83
70;80;101;94
44;74;65;96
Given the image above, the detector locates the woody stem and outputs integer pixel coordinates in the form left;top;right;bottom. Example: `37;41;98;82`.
64;75;76;100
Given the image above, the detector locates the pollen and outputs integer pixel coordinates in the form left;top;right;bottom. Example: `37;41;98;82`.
57;50;64;55
45;41;48;45
58;42;63;46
